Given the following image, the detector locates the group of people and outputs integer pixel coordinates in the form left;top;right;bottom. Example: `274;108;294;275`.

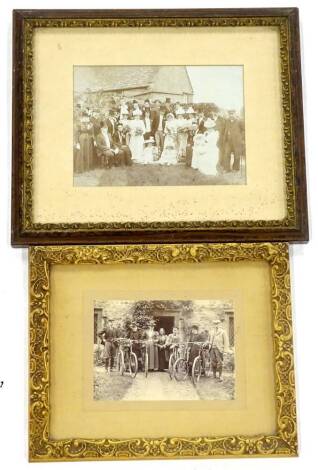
74;97;245;177
98;318;229;382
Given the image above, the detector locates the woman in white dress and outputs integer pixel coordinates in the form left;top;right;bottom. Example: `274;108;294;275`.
192;117;219;176
159;113;178;165
191;133;207;170
119;100;129;121
129;109;146;163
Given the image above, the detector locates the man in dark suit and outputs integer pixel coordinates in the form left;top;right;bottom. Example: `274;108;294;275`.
112;122;132;166
96;121;125;168
219;110;244;172
152;105;166;154
98;321;116;371
185;122;199;167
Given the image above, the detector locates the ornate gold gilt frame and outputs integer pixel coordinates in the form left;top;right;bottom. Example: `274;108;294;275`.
12;8;308;245
29;242;297;461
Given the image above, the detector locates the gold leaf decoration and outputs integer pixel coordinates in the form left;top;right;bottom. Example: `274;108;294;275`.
29;242;297;461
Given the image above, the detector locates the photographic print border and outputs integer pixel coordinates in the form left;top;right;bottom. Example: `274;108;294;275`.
12;8;308;245
29;242;297;461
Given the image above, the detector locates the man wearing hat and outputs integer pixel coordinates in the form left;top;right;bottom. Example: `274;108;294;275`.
218;109;244;172
96;121;125;168
98;319;116;373
128;323;144;371
113;121;132;166
208;319;229;381
105;109;117;137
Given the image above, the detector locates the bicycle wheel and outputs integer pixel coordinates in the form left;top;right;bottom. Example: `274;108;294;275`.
168;353;176;380
144;353;149;378
192;356;201;384
119;351;125;376
130;352;138;378
174;358;188;381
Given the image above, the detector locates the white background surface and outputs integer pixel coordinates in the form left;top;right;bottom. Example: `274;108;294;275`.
0;0;316;468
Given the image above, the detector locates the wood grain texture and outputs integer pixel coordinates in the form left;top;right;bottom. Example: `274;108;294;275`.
11;8;308;246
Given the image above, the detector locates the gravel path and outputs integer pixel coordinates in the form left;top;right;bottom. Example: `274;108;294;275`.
94;367;235;401
122;371;200;401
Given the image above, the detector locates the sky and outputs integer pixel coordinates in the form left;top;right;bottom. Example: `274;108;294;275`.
187;65;244;111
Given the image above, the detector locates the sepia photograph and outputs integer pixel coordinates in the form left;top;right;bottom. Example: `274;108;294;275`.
74;65;246;187
93;299;235;401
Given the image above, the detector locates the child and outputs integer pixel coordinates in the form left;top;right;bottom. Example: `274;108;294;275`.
143;136;157;164
191;133;207;170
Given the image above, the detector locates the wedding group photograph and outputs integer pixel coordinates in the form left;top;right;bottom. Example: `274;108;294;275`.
74;65;246;187
93;299;235;401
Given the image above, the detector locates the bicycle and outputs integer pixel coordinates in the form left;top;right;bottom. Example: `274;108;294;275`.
168;343;180;380
174;342;211;383
173;342;191;381
192;342;213;384
116;338;138;378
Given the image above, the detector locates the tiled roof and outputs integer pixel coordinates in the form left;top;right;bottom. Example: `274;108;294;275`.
76;66;159;93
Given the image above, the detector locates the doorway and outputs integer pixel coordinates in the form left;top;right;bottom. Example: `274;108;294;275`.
154;316;175;334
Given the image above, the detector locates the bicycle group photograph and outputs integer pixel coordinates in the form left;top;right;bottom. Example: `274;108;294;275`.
93;300;235;401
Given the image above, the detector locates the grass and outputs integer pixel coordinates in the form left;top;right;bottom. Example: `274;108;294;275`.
74;163;245;187
94;367;134;401
196;372;235;400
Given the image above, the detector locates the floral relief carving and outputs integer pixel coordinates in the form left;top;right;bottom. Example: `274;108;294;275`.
29;242;297;460
21;16;296;235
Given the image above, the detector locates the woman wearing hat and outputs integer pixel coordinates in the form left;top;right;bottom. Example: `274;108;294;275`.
185;106;196;125
74;115;95;173
159;113;178;165
128;109;146;163
144;321;159;372
119;100;129;121
142;109;153;140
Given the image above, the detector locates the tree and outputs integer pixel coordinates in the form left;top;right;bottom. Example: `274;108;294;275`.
131;301;157;331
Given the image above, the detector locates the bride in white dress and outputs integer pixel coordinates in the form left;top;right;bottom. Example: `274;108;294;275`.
191;117;219;176
159;113;178;165
129;109;146;163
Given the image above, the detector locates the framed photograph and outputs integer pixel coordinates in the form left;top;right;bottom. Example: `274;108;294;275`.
13;8;308;245
29;242;297;461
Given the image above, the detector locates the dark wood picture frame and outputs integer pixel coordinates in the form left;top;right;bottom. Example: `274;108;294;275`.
12;8;308;246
